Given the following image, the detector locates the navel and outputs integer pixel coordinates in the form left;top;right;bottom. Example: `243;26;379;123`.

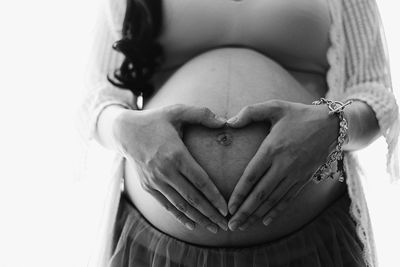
216;132;233;146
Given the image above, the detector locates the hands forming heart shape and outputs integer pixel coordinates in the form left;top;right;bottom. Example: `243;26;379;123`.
115;100;339;233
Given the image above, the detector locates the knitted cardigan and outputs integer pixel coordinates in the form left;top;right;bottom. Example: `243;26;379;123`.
79;0;399;266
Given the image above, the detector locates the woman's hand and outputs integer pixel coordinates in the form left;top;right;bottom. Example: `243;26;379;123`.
112;104;229;233
226;100;339;231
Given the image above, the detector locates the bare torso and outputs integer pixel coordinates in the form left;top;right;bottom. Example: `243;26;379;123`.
120;0;343;247
124;48;347;246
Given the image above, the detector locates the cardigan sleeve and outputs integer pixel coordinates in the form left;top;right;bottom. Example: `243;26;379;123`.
341;0;399;180
77;0;137;141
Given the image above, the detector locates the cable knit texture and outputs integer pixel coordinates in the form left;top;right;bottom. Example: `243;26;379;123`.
79;0;399;266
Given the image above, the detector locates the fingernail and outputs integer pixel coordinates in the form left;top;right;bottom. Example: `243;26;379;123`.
229;204;238;215
185;222;195;230
218;207;228;217
227;117;238;124
216;116;226;123
229;220;241;231
263;217;272;227
218;219;229;231
206;225;218;234
218;222;228;231
239;222;250;231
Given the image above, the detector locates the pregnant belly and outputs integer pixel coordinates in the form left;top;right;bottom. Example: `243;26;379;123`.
124;48;347;246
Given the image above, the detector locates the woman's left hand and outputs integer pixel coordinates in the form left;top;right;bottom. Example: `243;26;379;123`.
226;100;339;231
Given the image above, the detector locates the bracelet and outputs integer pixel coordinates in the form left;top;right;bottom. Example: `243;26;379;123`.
310;98;352;183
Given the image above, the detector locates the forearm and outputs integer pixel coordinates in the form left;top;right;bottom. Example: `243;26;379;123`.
95;104;137;151
342;100;381;151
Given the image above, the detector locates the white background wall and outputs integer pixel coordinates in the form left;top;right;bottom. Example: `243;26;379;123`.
0;1;398;266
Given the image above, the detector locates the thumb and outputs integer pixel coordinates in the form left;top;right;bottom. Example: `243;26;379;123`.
227;101;284;128
180;106;226;128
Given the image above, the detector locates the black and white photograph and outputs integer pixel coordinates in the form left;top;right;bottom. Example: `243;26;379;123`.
1;0;400;266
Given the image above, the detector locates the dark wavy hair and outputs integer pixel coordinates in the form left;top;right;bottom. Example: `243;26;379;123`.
107;0;163;99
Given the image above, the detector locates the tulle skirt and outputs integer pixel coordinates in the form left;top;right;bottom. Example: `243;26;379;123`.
108;191;366;267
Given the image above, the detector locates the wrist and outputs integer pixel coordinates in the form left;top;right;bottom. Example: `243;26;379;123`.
311;99;353;152
96;104;132;151
310;98;352;183
313;104;340;148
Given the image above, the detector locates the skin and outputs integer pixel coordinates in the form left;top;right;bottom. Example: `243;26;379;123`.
111;105;229;232
97;58;380;236
226;99;380;231
95;0;381;234
129;49;349;243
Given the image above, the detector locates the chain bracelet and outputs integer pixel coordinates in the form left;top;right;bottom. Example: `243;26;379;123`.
311;98;352;184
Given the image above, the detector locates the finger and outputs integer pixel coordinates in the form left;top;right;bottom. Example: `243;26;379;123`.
147;188;195;231
167;172;228;231
238;178;298;231
179;148;228;216
228;138;275;215
227;100;284;128
178;106;226;128
228;164;286;231
157;182;221;234
262;183;302;227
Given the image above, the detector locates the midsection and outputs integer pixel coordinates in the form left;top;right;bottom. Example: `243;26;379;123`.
124;48;346;247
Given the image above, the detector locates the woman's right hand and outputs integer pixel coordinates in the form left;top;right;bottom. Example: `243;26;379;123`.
112;104;229;233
